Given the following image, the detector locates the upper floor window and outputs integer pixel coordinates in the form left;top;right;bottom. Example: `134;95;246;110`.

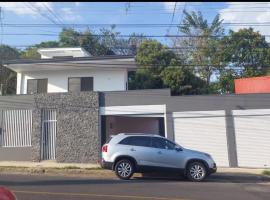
68;77;93;92
27;79;48;94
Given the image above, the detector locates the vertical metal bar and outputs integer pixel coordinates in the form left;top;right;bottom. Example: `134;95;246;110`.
29;110;32;146
18;110;22;147
41;109;44;160
7;110;11;147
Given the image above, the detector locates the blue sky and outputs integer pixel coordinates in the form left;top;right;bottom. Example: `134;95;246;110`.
0;2;269;49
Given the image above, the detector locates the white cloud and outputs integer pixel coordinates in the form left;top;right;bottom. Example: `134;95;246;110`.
0;2;82;22
162;2;203;13
219;2;270;41
0;2;53;16
61;7;82;22
74;2;80;6
163;2;185;13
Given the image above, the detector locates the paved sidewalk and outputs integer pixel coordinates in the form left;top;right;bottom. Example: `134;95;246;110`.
217;167;269;175
0;161;269;177
0;160;100;169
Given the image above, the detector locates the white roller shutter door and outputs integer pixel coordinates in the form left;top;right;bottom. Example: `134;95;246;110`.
173;110;229;167
233;109;270;168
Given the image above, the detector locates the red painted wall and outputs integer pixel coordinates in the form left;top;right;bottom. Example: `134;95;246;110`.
234;76;270;94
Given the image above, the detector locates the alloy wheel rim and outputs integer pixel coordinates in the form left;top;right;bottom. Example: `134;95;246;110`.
190;164;205;180
117;162;132;177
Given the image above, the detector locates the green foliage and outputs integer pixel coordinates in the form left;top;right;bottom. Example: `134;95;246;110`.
178;10;224;87
131;40;206;95
59;28;80;47
21;40;59;59
0;45;21;95
263;170;270;176
136;40;176;73
218;69;239;94
21;47;40;59
219;28;270;78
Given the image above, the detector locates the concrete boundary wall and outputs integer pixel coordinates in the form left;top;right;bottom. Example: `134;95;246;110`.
0;89;270;166
101;90;270;167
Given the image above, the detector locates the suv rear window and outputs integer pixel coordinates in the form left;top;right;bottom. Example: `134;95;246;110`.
119;136;151;147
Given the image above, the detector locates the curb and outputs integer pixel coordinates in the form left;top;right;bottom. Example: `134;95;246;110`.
0;166;116;178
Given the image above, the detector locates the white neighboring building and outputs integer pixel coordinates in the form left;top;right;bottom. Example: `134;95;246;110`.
4;48;137;94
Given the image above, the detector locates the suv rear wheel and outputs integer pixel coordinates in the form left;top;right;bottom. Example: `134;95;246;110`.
115;159;134;180
186;161;207;182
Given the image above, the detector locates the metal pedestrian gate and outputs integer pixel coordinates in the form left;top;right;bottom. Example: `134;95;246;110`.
41;109;57;160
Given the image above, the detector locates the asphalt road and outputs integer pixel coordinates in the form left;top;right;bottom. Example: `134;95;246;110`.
0;173;269;200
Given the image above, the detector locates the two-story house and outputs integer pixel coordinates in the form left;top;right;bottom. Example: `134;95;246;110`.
5;47;136;94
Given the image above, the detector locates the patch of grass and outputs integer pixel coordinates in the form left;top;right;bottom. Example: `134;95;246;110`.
262;170;270;176
61;166;81;170
84;167;103;170
0;166;29;170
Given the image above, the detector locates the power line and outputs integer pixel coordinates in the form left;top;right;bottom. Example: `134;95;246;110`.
166;2;177;34
25;3;60;26
4;22;270;28
41;3;65;26
4;45;270;50
2;33;270;38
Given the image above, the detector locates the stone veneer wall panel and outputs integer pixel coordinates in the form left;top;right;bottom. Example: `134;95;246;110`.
31;92;99;163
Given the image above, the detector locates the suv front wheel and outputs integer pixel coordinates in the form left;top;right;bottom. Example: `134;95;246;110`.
115;159;134;180
186;161;207;182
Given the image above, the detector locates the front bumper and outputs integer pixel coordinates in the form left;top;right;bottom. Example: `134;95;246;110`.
209;163;217;174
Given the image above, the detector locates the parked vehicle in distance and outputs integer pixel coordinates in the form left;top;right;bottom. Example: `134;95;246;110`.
101;133;217;182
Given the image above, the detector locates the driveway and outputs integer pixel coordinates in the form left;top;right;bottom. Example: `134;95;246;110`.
0;173;269;200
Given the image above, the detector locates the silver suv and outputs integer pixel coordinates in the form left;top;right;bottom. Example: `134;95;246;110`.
101;133;217;182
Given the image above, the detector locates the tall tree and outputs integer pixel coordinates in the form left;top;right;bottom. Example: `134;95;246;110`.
176;10;224;91
130;39;206;95
218;28;270;77
213;28;270;93
0;45;21;95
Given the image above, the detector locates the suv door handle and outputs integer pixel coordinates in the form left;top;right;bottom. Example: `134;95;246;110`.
157;151;162;154
130;148;136;152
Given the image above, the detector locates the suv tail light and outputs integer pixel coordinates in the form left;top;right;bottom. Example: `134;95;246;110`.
102;144;108;152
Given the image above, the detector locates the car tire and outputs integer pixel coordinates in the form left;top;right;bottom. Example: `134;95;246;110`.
186;161;207;182
115;159;134;180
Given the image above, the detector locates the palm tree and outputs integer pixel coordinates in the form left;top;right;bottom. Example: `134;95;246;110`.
177;10;224;90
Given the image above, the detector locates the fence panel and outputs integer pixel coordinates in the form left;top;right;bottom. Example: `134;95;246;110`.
2;110;32;147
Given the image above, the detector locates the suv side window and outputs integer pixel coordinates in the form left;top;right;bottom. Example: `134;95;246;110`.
119;136;151;147
151;137;176;150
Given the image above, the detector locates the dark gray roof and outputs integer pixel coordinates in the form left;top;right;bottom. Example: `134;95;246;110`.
4;55;135;65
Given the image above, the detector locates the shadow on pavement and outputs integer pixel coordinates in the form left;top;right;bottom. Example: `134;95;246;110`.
135;172;270;184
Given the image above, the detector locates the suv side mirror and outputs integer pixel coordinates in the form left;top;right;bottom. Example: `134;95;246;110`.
175;147;183;151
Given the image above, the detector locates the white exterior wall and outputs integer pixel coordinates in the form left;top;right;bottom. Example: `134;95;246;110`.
173;110;229;167
17;69;128;94
233;109;270;168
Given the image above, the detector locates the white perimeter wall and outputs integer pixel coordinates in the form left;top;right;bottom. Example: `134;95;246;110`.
173;110;229;167
17;69;128;94
233;109;270;168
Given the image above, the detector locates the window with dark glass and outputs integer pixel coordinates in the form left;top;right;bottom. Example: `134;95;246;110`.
68;77;93;92
27;79;48;94
119;136;151;147
151;137;176;150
